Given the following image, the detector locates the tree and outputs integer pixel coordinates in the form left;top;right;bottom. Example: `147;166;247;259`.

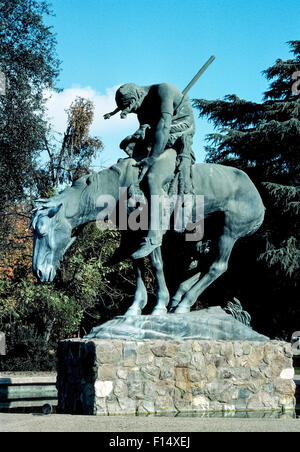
194;41;300;184
36;97;103;196
193;41;300;338
0;204;33;281
0;0;60;258
0;0;60;200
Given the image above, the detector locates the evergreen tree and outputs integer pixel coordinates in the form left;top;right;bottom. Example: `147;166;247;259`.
0;2;60;231
194;41;300;184
193;41;300;338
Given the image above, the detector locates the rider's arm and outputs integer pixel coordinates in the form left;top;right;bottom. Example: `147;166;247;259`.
151;84;174;158
151;113;172;158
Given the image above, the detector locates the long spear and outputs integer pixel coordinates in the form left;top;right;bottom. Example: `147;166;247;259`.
172;55;215;116
182;55;215;96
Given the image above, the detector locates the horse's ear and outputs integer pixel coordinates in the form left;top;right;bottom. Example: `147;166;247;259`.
48;203;63;218
26;217;34;231
26;208;39;231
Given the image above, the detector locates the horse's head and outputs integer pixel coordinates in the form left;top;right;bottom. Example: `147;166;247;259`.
30;200;76;283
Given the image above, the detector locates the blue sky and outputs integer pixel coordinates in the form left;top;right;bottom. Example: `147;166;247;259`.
46;0;299;167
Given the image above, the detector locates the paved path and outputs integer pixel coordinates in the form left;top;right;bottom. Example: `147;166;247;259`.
0;413;299;432
1;373;299;432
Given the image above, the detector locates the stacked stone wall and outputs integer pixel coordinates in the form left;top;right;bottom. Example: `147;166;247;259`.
57;339;296;415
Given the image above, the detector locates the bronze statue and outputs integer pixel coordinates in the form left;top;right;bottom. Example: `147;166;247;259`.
30;57;265;318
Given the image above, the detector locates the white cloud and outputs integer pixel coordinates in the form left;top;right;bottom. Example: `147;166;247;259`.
45;84;138;135
44;84;139;167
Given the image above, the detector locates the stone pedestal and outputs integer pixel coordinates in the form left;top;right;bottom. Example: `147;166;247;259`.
56;339;296;415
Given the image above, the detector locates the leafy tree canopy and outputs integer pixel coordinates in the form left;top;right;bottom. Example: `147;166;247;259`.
0;0;60;205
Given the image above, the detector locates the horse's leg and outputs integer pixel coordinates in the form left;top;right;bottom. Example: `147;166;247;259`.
150;247;170;315
124;259;148;316
168;272;201;312
175;232;237;313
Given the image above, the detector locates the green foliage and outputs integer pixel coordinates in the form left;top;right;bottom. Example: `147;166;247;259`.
55;224;140;333
0;324;57;372
0;275;84;371
258;183;299;278
18;283;83;339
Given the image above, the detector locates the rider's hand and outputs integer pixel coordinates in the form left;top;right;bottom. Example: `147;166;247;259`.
124;142;136;157
134;156;156;181
120;135;133;150
135;156;155;168
134;124;150;141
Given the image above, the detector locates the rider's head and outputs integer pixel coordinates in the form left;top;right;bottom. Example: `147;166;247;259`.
115;84;144;118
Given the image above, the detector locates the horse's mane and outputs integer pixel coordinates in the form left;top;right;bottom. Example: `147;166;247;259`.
76;159;129;218
32;159;130;222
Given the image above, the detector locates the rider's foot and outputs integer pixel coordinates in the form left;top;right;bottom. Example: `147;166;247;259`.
131;237;161;259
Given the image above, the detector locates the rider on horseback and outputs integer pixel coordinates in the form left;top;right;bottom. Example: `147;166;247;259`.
104;82;195;259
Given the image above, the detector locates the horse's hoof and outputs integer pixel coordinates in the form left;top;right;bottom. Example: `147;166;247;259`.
151;307;167;316
124;308;142;317
174;305;191;314
168;300;180;313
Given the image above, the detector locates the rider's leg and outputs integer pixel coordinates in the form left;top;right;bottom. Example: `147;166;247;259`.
131;148;177;259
